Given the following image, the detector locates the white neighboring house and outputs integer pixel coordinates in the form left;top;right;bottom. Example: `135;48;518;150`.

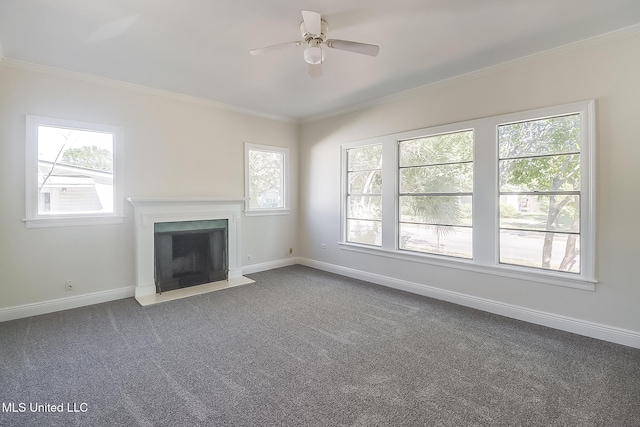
257;187;281;208
500;184;541;213
37;160;113;214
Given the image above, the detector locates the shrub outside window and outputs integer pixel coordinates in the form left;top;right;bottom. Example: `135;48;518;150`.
399;130;473;258
345;144;382;246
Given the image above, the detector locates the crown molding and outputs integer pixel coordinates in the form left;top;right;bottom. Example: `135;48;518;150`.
303;23;640;123
0;57;299;124
2;21;639;126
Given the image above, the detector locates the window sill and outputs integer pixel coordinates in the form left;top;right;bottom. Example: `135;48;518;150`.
24;215;125;228
339;242;596;291
244;209;290;217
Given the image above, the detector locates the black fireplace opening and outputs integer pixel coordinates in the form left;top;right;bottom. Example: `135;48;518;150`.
154;219;228;293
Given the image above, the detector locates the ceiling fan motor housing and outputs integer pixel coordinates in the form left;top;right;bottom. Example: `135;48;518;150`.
300;19;328;44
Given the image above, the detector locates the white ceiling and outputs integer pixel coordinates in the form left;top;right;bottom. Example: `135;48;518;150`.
1;0;640;121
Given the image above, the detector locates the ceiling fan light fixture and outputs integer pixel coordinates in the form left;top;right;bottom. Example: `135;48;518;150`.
303;45;324;65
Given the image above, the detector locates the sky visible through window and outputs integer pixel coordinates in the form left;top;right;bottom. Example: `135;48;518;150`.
38;125;113;165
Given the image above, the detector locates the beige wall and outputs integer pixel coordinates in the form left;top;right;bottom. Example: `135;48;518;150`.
299;31;640;333
1;29;638;340
0;64;299;309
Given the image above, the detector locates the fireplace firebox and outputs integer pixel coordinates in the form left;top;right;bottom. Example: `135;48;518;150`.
154;219;228;293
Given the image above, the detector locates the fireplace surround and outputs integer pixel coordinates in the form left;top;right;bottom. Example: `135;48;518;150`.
128;197;245;301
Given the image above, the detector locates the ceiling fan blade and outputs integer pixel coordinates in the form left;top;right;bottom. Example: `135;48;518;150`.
308;63;322;78
250;41;302;56
301;10;322;36
326;39;379;56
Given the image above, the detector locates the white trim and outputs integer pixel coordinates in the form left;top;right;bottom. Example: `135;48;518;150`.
127;197;247;206
0;58;297;124
24;215;125;228
127;197;245;298
339;242;596;291
298;258;640;349
584;100;597;281
244;209;291;217
0;286;135;323
242;257;300;275
0;258;296;322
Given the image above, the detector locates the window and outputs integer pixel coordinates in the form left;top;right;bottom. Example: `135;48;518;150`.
245;143;289;215
25;115;124;228
399;130;473;258
340;101;595;289
345;144;382;245
498;115;581;273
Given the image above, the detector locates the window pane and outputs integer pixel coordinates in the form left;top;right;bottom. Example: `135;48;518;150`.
400;196;472;226
400;223;472;259
499;114;580;159
348;170;382;194
400;163;473;194
249;150;284;209
347;196;382;220
399;130;473;167
346;143;382;247
348;145;382;171
500;230;580;273
347;219;382;246
498;113;582;276
500;195;579;233
499;154;581;192
37;125;114;215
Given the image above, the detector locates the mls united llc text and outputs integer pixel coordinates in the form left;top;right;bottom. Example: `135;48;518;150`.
2;402;88;413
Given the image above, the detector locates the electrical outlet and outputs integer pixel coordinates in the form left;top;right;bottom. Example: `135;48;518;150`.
64;280;73;291
247;255;252;262
320;243;327;249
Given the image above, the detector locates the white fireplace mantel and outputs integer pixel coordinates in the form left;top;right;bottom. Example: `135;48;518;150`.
127;197;246;298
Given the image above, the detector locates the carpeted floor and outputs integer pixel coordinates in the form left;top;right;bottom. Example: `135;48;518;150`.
1;265;639;426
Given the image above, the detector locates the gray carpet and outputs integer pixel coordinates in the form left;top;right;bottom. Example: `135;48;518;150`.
1;265;639;426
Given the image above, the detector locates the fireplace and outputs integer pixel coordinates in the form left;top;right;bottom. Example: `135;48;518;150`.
128;197;245;301
154;219;228;293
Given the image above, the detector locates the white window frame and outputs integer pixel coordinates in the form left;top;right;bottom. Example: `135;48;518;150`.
244;143;290;216
398;129;474;259
25;115;124;228
343;142;384;247
340;100;596;290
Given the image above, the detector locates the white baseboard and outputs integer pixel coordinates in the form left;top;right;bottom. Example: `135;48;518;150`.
0;286;135;323
299;258;640;349
3;259;638;350
0;256;299;323
241;257;299;275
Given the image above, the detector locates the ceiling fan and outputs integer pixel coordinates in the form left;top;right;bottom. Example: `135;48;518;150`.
250;10;380;78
